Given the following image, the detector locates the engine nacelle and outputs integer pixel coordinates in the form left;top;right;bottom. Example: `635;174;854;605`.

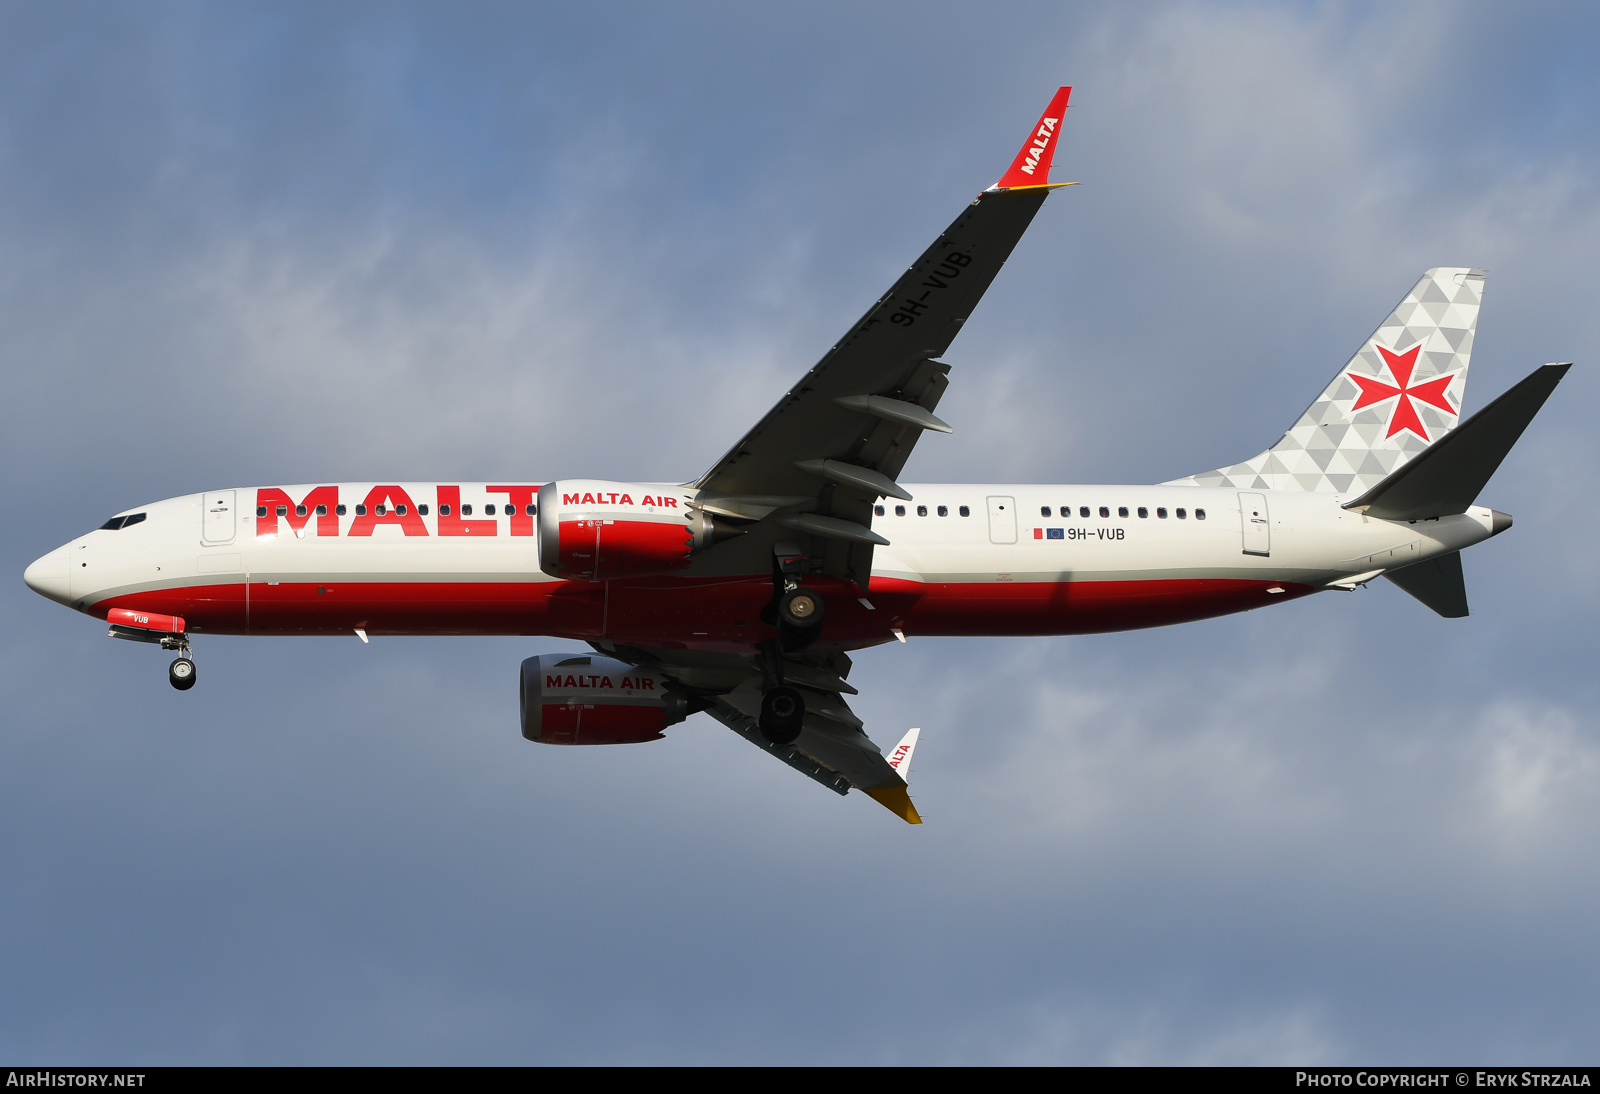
519;653;688;745
537;479;718;581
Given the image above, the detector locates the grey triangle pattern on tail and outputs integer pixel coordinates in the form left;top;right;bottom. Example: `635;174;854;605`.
1164;268;1485;494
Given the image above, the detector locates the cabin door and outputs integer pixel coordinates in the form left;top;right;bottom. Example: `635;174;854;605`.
1238;491;1270;556
202;490;237;545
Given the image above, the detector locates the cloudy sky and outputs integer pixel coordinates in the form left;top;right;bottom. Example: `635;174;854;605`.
3;1;1599;1064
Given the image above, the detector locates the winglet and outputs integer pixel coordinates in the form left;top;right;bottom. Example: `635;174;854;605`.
865;728;923;824
866;784;923;824
886;727;920;781
990;86;1073;191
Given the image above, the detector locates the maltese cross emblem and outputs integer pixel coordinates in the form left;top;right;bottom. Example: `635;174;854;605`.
1347;345;1458;442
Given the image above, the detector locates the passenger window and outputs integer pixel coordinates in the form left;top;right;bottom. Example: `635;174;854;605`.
440;504;451;516
1196;508;1207;520
874;505;885;516
1176;508;1187;519
375;504;387;515
526;504;537;516
917;505;927;517
1099;506;1110;518
1137;507;1148;518
296;504;307;517
1157;507;1168;519
937;505;948;517
486;504;496;516
1041;506;1051;517
255;507;266;518
315;505;327;516
356;505;367;516
418;504;429;516
336;504;347;516
462;504;473;516
1079;506;1090;518
895;505;906;517
959;506;970;517
276;505;288;517
396;504;407;515
1118;507;1129;518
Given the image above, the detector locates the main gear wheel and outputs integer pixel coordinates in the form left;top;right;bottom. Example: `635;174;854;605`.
758;686;805;745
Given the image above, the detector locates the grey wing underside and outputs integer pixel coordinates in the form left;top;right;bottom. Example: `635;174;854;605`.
686;187;1054;587
596;641;921;822
708;689;921;823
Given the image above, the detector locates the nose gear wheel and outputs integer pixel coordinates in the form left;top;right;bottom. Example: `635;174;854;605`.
168;657;197;691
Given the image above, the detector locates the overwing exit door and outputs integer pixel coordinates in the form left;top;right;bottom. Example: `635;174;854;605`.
987;496;1017;544
1239;491;1269;556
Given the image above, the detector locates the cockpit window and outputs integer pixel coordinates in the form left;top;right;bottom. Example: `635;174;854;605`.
99;513;146;531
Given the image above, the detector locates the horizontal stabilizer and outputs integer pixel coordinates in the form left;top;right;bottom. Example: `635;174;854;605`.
1346;362;1570;520
1385;551;1469;618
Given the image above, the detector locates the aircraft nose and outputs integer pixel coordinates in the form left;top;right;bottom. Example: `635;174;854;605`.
23;545;72;606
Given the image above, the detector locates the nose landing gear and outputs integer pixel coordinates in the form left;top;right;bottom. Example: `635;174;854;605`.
160;634;197;691
106;610;200;690
168;655;197;691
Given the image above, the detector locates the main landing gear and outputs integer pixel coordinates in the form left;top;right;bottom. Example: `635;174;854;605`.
759;685;805;745
755;542;833;745
755;545;826;745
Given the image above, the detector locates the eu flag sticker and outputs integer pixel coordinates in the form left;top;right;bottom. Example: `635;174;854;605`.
1046;527;1064;540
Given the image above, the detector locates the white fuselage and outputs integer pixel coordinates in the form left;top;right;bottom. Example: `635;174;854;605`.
24;482;1500;650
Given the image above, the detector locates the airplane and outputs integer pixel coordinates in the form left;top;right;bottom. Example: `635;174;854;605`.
22;87;1571;824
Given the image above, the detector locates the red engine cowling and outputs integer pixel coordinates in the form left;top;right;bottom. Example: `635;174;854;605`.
537;479;719;581
519;653;688;745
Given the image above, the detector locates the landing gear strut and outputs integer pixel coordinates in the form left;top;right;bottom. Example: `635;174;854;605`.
160;634;196;691
761;546;825;652
756;544;819;743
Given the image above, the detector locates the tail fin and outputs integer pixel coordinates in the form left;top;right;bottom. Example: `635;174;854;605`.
1166;267;1486;494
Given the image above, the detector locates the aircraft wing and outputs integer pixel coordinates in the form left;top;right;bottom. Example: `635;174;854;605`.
708;685;922;824
688;87;1075;587
598;641;924;823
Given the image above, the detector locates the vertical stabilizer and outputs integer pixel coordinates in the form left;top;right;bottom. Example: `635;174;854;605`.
1166;268;1485;494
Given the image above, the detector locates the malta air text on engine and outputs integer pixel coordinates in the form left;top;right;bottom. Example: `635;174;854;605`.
545;671;658;692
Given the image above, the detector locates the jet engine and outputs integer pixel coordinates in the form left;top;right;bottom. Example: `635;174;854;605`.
519;653;688;745
536;479;730;580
